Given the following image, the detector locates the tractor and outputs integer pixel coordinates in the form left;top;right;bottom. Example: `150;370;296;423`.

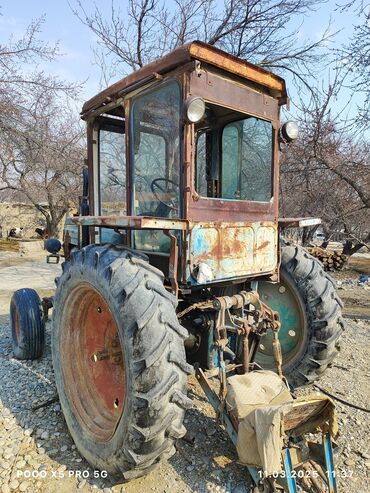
10;42;343;491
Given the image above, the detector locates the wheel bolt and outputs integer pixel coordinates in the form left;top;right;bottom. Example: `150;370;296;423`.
91;351;109;362
91;350;122;363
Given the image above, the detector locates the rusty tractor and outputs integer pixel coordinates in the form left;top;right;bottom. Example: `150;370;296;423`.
11;42;343;491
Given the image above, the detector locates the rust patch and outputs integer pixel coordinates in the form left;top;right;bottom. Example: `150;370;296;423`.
256;240;270;251
189;221;278;282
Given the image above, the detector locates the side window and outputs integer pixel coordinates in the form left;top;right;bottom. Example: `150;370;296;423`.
222;117;273;202
133;132;166;215
99;128;126;214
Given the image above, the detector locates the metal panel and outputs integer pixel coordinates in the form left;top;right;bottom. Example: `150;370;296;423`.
74;215;188;231
188;221;278;283
64;217;79;246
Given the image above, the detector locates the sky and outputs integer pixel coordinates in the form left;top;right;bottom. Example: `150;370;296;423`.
0;0;364;117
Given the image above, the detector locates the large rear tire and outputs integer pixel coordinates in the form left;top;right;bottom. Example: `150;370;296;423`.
52;244;192;479
256;244;343;387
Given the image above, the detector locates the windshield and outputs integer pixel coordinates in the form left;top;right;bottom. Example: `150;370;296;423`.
196;106;273;202
222;117;273;202
131;80;181;218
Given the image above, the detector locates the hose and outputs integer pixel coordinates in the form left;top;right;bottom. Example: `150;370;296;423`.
314;384;370;413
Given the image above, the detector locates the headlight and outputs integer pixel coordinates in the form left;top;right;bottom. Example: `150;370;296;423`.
281;121;299;142
184;96;206;123
45;238;62;255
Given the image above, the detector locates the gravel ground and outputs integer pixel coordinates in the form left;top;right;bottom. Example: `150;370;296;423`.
0;252;369;493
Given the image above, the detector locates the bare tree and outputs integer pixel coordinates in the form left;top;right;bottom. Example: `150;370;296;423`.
336;1;370;131
0;14;79;118
72;0;335;89
0;90;85;237
281;79;370;251
0;9;85;237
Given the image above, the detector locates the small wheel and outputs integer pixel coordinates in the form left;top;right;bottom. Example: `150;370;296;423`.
10;288;45;360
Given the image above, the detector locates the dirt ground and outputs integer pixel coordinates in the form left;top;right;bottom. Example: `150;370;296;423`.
0;250;369;493
334;254;370;319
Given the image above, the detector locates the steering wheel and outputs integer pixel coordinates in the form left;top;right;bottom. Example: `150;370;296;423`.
150;178;179;211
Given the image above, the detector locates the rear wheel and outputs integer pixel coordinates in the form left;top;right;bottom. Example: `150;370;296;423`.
10;288;45;360
52;244;192;479
256;244;343;387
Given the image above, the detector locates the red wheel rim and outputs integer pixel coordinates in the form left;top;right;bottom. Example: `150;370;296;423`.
60;283;125;442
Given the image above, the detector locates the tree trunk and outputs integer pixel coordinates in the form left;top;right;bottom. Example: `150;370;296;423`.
342;234;370;256
46;216;62;239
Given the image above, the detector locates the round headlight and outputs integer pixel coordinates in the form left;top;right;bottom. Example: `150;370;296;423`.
184;96;206;123
44;238;62;255
281;121;299;142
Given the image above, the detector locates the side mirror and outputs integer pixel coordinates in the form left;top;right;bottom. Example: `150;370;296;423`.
280;121;299;143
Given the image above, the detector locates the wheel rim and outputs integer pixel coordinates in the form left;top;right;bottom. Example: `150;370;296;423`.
255;271;307;369
60;283;125;442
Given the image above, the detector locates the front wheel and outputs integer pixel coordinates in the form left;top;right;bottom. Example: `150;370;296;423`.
10;288;45;360
256;244;343;387
52;244;192;479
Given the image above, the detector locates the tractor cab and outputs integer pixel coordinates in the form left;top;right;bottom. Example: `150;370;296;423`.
77;41;290;291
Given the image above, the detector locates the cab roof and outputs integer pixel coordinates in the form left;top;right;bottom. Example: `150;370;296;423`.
81;41;287;118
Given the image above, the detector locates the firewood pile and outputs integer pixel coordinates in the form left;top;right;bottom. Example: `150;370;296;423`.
307;246;347;271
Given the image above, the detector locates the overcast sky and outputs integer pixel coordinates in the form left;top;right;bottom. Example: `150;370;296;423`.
0;0;362;115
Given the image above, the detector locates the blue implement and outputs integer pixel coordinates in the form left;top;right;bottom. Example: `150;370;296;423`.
323;432;337;493
283;448;297;493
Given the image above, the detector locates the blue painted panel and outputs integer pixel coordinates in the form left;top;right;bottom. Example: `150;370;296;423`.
188;221;277;285
64;217;79;246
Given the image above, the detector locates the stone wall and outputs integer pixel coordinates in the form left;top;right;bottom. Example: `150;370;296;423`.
0;203;46;239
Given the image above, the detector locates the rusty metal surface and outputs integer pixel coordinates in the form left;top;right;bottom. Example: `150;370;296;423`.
164;230;179;297
73;215;278;283
188;43;286;97
185;197;277;223
189;69;279;121
73;215;189;231
81;41;286;118
60;284;125;442
187;221;278;283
